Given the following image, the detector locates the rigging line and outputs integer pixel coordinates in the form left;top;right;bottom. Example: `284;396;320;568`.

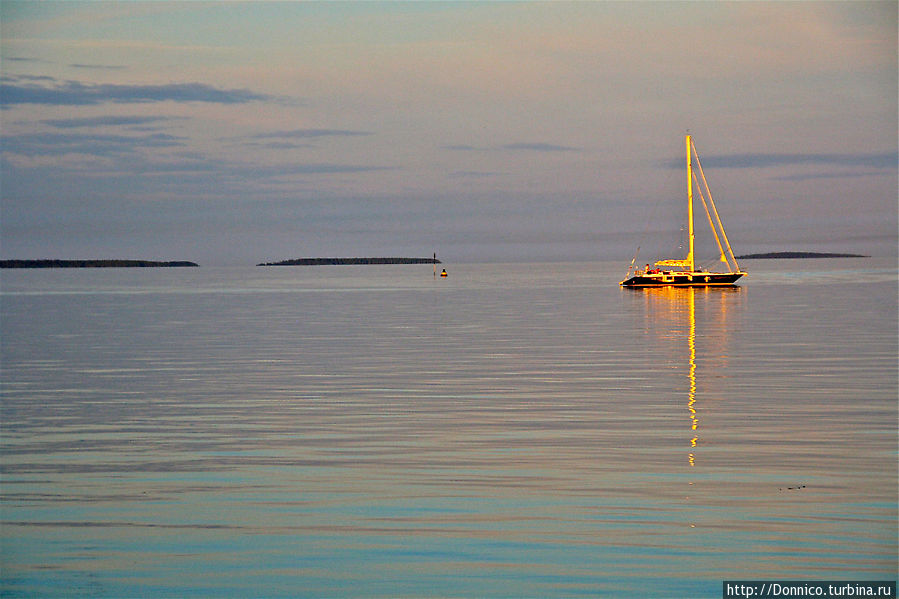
691;139;741;271
693;162;732;268
627;246;640;277
693;175;731;271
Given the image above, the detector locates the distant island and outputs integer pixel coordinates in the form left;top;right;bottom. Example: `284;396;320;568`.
735;252;868;259
0;260;199;268
258;257;441;266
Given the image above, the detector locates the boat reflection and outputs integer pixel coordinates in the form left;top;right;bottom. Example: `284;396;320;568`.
632;286;743;466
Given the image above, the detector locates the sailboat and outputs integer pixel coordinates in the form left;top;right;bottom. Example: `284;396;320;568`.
620;135;746;287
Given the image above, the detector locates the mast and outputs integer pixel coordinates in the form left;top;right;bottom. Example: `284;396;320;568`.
686;135;695;272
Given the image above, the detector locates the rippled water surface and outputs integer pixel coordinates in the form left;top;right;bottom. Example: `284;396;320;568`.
1;260;896;597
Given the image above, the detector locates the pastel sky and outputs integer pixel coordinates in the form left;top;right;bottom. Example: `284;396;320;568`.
1;1;896;265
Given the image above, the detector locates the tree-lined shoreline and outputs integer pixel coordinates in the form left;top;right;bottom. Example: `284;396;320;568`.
1;253;870;268
257;257;442;266
734;252;868;259
0;260;199;268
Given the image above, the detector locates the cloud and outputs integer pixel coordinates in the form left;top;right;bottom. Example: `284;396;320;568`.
42;115;180;128
0;77;273;107
773;171;891;182
247;142;314;150
250;128;373;139
4;56;45;63
449;171;496;178
128;160;220;174
239;128;374;150
3;74;55;81
501;142;581;152
2;131;185;157
671;152;897;170
270;164;392;175
444;142;582;152
68;63;128;70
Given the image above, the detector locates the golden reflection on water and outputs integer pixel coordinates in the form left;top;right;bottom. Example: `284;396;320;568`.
636;286;743;467
688;288;697;467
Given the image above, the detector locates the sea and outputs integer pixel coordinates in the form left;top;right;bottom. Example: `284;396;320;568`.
1;259;896;598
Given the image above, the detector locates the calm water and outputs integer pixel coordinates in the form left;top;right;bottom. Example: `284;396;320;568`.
1;260;896;598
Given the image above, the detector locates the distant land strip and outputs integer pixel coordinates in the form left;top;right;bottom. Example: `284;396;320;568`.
258;257;442;266
0;260;199;268
735;252;868;259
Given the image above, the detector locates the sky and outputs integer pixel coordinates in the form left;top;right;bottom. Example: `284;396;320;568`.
1;1;896;266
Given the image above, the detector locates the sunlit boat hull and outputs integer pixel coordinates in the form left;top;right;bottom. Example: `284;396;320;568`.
620;136;747;288
620;271;745;287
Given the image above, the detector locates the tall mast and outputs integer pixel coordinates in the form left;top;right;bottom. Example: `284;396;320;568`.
686;135;695;271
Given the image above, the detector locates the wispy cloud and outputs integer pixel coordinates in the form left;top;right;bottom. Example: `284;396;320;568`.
3;74;55;82
240;129;374;150
2;131;185;157
670;152;897;170
444;142;582;152
250;129;373;139
449;171;497;179
68;63;128;70
0;76;273;107
774;171;891;182
273;163;391;175
247;141;314;150
5;56;42;63
42;115;181;128
501;142;581;152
